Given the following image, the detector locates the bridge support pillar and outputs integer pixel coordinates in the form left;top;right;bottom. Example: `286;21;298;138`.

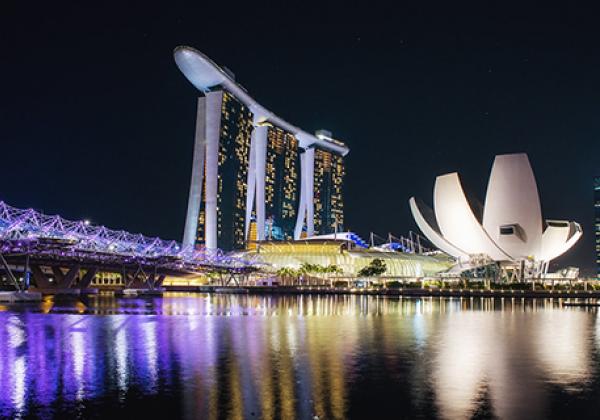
60;265;80;288
124;273;134;288
124;273;142;289
31;265;51;289
124;272;148;289
78;267;98;289
0;253;23;291
147;274;166;290
146;272;156;290
155;274;166;288
51;267;65;285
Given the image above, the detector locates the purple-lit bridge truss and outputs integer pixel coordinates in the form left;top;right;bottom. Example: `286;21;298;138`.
0;201;256;290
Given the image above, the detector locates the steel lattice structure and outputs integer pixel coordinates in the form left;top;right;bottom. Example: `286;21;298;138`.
0;201;254;271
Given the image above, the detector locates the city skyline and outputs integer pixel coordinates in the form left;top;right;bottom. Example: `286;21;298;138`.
1;4;598;272
2;4;600;418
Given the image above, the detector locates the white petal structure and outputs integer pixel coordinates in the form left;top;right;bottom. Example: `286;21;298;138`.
409;153;582;268
434;173;511;261
540;221;583;262
409;197;470;260
483;153;543;259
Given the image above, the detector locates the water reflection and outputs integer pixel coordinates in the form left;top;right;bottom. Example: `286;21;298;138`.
0;294;597;418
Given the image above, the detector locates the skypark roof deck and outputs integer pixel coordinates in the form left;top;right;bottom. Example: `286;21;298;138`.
174;46;349;156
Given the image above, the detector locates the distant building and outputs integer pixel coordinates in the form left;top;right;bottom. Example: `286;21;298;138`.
175;46;349;250
595;176;600;277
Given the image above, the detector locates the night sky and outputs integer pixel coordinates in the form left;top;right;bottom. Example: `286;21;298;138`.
1;3;598;273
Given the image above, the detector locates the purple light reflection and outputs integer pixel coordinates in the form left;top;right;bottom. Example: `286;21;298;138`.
0;295;595;418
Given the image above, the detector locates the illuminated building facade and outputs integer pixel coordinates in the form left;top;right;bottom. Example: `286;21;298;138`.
176;46;349;250
264;126;300;240
237;240;452;277
215;92;253;250
595;176;600;277
313;145;345;235
183;90;253;250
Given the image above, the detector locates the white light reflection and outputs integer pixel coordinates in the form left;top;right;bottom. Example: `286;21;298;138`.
434;313;489;420
534;310;592;388
434;305;594;419
7;317;25;348
13;357;25;414
71;329;85;401
8;317;26;414
111;317;129;395
142;320;158;390
411;310;427;348
286;319;298;356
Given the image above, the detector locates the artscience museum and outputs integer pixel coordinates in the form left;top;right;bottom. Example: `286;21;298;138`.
410;153;582;280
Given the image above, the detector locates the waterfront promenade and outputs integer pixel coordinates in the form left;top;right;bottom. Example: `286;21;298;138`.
165;284;600;299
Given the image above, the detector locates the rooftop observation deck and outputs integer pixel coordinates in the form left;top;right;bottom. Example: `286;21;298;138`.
173;46;349;156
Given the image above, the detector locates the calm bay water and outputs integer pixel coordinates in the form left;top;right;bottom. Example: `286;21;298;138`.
0;293;598;419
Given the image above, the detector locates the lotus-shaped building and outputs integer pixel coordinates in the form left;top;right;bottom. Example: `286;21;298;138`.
409;153;582;277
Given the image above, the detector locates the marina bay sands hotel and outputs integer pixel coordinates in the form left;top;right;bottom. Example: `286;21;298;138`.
175;46;350;250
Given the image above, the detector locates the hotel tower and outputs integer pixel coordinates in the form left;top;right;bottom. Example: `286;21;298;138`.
175;46;350;250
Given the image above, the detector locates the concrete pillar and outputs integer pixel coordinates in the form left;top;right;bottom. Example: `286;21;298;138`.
30;265;51;289
294;147;315;239
78;267;99;289
254;125;268;241
305;148;315;237
155;274;166;288
245;123;257;239
51;267;65;285
146;272;156;290
203;91;224;250
183;97;207;246
58;265;80;288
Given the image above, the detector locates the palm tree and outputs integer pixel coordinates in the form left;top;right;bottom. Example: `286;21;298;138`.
358;258;387;278
325;264;343;287
327;265;342;275
275;267;285;283
298;263;315;285
295;263;343;286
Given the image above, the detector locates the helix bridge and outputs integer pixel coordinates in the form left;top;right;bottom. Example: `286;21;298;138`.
0;201;256;291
